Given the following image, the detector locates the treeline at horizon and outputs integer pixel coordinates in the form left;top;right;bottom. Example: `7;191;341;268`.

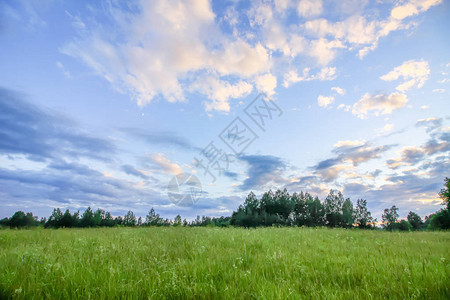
2;178;449;231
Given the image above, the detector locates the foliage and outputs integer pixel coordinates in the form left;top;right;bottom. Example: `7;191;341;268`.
382;205;399;231
407;211;424;230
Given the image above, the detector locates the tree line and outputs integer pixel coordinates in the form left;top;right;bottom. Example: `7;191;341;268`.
1;178;449;231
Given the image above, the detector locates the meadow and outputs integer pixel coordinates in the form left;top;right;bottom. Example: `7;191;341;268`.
0;227;449;299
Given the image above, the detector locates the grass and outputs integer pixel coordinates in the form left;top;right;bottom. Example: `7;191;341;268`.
0;227;449;299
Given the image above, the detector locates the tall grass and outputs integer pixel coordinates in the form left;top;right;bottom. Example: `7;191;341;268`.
0;227;449;299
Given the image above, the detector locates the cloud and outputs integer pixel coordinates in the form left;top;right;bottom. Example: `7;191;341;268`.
391;0;443;20
416;117;442;132
331;86;346;95
0;87;115;162
59;0;443;111
191;76;253;112
121;165;149;180
119;128;198;151
297;0;323;18
352;92;408;118
61;0;271;110
317;95;334;107
255;73;277;96
283;67;336;87
239;155;286;190
147;153;183;175
380;60;430;92
387;147;425;169
387;118;449;169
313;141;391;181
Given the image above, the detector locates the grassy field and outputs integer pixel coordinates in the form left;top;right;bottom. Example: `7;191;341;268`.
0;227;449;299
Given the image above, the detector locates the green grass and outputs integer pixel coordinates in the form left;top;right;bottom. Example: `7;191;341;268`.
0;227;449;299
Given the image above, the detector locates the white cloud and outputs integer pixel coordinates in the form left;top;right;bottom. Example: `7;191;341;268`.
391;0;442;20
283;67;337;87
62;0;271;110
192;76;253;112
255;73;277;96
352;93;408;118
334;140;365;148
432;89;445;93
380;60;430;92
61;0;443;112
331;86;346;95
337;104;351;112
149;153;183;175
318;95;334;107
297;0;323;18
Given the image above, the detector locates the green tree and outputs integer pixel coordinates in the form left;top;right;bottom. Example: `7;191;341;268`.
382;205;399;231
323;190;345;227
146;208;162;226
407;211;423;230
354;199;374;228
80;207;95;227
173;215;182;226
60;209;76;228
342;198;354;228
439;177;450;210
123;210;137;226
397;220;413;231
45;208;64;228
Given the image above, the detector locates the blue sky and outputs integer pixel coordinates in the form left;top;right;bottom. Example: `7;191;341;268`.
0;0;449;221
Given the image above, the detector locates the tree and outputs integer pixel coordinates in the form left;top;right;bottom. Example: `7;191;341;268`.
60;209;76;228
8;211;38;228
342;198;354;228
354;199;374;228
427;209;450;230
45;208;64;228
382;205;399;230
397;220;412;231
173;215;182;226
102;212;115;227
439;177;450;210
407;211;423;230
146;208;162;226
123;210;137;226
323;190;345;227
80;207;95;227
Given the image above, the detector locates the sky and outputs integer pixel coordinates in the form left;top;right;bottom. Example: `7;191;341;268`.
0;0;449;221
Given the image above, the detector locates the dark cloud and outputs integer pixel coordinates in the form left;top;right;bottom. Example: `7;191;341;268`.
416;117;442;133
119;128;200;151
121;164;149;180
0;87;115;161
238;155;286;190
312;142;391;181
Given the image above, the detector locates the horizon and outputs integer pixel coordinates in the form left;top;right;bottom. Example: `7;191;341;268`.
1;0;449;222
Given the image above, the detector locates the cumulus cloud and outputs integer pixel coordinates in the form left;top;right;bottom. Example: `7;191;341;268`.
352;92;408;118
283;67;337;87
297;0;323;18
59;0;443;111
391;0;443;20
255;73;277;96
192;76;253;112
317;95;334;107
380;60;430;92
62;0;271;111
331;86;346;95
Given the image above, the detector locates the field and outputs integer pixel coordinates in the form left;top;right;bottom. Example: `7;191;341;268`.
0;227;449;299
